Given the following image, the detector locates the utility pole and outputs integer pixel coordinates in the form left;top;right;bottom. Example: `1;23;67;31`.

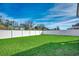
76;3;79;17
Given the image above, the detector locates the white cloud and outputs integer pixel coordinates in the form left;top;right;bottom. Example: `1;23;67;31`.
33;3;78;30
35;3;77;21
46;18;79;29
48;3;77;16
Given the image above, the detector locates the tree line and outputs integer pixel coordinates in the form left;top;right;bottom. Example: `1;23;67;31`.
0;15;49;30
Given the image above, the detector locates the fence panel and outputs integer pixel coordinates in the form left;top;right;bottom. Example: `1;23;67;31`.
0;30;42;39
0;30;11;39
42;30;79;36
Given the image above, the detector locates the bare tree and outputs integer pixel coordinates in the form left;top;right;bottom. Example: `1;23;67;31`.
24;20;34;30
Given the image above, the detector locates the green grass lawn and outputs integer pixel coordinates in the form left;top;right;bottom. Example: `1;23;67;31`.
13;43;79;56
0;35;79;56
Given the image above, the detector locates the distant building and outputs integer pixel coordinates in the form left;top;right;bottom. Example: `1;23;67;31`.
68;23;79;30
77;3;79;16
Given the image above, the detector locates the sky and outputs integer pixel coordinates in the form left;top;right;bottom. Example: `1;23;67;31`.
0;3;79;30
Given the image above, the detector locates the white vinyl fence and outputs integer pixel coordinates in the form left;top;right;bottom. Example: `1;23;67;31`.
42;30;79;36
0;30;42;39
0;30;79;39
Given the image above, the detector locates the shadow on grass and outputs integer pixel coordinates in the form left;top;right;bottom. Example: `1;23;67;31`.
12;41;79;56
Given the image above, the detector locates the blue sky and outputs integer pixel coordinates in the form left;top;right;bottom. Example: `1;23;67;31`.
0;3;79;30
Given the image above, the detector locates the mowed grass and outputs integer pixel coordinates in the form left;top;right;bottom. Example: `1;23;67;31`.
0;35;79;56
13;43;79;56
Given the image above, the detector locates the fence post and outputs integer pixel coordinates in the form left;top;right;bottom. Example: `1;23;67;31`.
11;30;12;38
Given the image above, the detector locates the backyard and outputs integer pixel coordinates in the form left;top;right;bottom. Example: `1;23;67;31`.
0;35;79;56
